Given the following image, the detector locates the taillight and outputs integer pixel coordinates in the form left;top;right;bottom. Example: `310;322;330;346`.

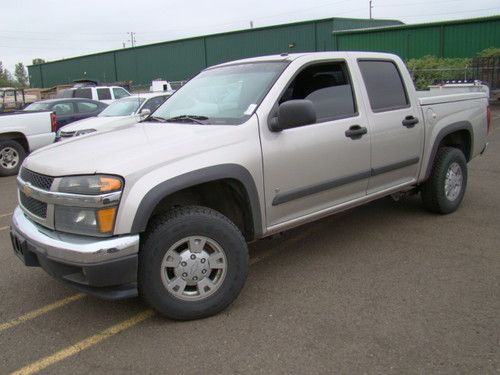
51;112;57;133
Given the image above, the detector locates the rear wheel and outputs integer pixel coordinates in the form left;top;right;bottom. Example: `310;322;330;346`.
0;140;26;176
139;206;249;320
421;147;467;214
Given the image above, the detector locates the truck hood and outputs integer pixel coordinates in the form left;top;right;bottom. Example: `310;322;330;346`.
24;122;243;176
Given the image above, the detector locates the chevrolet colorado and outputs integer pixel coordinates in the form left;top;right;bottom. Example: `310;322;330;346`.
11;52;490;320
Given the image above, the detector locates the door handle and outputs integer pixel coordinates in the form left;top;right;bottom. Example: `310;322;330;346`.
402;115;419;128
345;125;368;139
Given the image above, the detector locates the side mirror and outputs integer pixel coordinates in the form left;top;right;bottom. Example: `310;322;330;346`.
140;108;151;117
269;99;316;132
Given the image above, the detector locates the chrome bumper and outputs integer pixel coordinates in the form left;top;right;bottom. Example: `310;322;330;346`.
11;207;139;265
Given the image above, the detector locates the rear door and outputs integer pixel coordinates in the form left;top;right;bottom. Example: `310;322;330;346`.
73;101;102;122
356;58;423;193
259;57;371;227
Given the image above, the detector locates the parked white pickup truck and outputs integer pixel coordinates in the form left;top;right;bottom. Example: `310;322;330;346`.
0;111;55;176
11;52;490;320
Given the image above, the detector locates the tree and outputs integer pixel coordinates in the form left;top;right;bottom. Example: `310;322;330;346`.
14;62;28;87
32;58;46;65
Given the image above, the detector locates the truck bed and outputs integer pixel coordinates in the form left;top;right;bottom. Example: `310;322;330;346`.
417;91;487;106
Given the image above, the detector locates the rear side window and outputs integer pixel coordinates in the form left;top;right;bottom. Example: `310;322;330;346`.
73;88;93;100
97;88;111;100
77;102;99;113
358;60;409;112
279;62;357;122
113;88;129;99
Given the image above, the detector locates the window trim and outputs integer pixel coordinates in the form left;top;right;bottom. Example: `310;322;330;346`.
269;59;360;129
357;58;411;114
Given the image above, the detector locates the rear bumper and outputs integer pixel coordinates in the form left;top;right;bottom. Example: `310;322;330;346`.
10;207;139;300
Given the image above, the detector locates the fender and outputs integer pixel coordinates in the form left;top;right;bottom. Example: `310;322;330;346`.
130;164;263;238
423;121;473;180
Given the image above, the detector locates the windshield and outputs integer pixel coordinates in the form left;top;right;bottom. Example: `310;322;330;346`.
98;97;145;117
152;62;287;125
24;102;51;111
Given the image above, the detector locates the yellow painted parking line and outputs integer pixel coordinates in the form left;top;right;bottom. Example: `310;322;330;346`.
0;294;85;332
0;225;10;231
8;231;313;374
11;309;155;375
0;212;13;218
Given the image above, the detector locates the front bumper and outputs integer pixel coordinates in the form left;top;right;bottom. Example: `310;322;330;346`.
10;207;140;299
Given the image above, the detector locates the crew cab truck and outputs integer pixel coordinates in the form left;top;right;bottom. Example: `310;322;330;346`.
10;52;490;320
0;111;56;176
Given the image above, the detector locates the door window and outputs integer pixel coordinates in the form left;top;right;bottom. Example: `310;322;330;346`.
279;62;357;123
52;103;74;115
113;88;130;99
73;88;93;99
358;60;409;112
97;88;112;100
77;101;99;113
141;96;168;113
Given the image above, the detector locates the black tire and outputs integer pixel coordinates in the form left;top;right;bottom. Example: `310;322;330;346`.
138;206;249;320
421;147;467;214
0;140;26;177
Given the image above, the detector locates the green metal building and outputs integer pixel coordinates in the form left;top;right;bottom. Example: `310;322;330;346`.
332;15;500;60
28;17;402;88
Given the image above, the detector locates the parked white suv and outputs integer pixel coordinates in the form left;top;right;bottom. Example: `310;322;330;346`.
56;93;171;140
56;86;131;104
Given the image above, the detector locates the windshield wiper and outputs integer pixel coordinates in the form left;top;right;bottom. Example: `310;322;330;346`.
165;115;209;124
143;116;167;123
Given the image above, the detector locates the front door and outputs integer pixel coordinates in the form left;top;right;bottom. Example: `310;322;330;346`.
259;60;371;228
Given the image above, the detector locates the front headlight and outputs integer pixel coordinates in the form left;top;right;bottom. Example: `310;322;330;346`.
54;175;123;236
59;175;122;195
55;206;118;236
75;129;96;136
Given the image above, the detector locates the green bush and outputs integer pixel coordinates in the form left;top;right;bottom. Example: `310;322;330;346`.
477;47;500;58
406;55;471;90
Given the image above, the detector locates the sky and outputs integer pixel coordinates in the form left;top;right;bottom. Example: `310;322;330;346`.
1;0;499;76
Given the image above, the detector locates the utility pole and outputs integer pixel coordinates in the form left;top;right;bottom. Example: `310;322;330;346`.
369;0;373;19
127;32;136;47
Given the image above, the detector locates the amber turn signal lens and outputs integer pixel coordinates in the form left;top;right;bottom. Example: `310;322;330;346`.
99;177;122;193
96;207;117;233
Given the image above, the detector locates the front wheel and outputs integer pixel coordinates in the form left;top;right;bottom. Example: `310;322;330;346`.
138;206;249;320
421;147;467;214
0;140;26;176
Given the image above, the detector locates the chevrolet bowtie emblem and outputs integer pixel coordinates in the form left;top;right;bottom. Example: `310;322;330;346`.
22;184;32;196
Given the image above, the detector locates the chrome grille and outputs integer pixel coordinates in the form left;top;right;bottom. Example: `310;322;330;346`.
19;191;47;218
19;168;54;191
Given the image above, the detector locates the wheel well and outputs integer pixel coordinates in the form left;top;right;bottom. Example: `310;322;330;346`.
0;132;29;153
148;179;256;241
438;130;471;161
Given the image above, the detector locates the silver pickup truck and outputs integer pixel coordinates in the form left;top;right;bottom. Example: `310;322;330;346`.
10;52;490;320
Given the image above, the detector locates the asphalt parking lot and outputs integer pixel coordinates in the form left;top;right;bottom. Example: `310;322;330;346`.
1;108;499;374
